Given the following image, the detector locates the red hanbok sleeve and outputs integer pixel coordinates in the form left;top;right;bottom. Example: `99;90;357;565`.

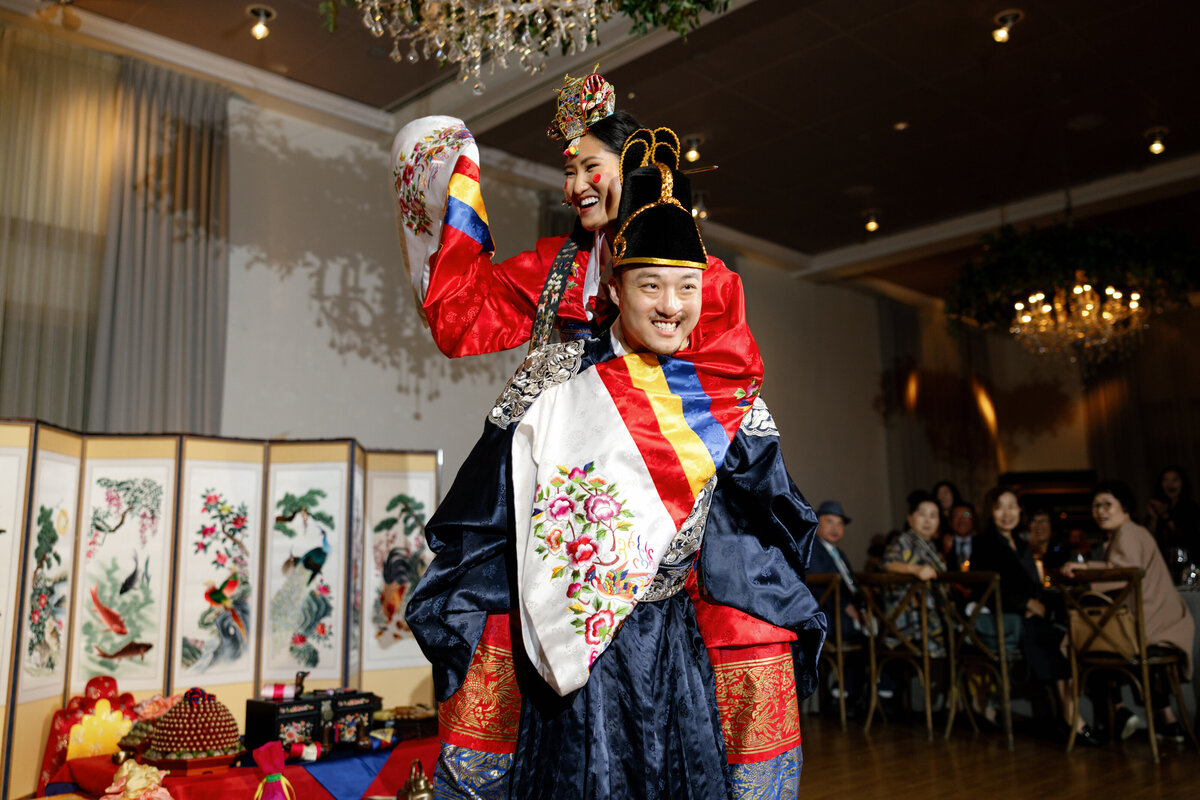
422;234;568;358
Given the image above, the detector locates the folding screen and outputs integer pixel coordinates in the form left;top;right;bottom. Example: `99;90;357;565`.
68;436;179;697
169;437;266;725
345;444;367;689
261;440;353;689
0;421;34;795
6;424;81;800
359;450;440;704
0;423;443;798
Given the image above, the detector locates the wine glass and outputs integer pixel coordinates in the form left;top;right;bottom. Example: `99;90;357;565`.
1171;547;1190;584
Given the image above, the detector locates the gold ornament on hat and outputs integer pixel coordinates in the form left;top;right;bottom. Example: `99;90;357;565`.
612;127;708;270
548;66;616;156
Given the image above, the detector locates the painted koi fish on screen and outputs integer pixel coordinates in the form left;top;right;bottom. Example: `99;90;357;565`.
90;585;128;635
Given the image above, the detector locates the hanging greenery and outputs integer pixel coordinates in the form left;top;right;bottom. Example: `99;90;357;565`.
944;224;1199;333
318;1;732;48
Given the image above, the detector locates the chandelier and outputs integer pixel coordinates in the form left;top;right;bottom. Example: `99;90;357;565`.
319;1;730;92
360;1;613;91
1008;273;1145;365
944;224;1197;370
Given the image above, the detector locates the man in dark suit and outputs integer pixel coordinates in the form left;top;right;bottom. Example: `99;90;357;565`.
808;501;862;624
945;501;977;572
807;500;868;707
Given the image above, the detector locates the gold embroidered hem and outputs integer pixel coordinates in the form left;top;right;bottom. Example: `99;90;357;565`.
439;614;522;753
710;645;801;764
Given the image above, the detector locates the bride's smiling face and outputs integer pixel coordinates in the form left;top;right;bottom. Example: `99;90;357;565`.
563;134;622;232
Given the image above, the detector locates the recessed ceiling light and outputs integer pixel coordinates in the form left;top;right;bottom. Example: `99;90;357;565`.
246;5;275;40
1145;126;1168;155
892;121;909;131
992;8;1024;43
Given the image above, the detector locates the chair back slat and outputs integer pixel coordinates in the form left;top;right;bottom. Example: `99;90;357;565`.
936;571;1005;662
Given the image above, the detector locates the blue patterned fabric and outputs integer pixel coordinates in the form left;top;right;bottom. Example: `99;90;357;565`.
434;745;513;800
726;745;802;800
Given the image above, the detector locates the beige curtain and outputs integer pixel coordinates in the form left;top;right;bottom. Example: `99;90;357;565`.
87;60;230;434
0;25;120;429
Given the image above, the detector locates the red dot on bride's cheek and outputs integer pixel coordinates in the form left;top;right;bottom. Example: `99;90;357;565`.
593;174;601;183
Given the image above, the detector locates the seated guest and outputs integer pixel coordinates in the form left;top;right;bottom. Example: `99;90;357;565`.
945;501;977;571
1063;480;1196;743
933;479;964;542
971;487;1078;736
808;500;867;703
1148;465;1200;568
808;500;865;633
882;490;947;656
1024;505;1069;585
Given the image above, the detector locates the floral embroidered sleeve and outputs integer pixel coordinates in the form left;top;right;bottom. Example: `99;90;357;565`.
392;115;579;359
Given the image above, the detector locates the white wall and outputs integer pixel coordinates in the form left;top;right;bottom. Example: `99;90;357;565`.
735;257;893;566
222;99;535;481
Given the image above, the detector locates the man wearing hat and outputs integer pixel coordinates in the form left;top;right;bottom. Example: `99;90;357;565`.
808;500;869;708
405;127;824;799
809;501;867;631
810;502;859;602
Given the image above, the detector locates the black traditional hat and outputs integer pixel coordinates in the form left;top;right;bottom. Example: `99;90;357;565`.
612;127;708;271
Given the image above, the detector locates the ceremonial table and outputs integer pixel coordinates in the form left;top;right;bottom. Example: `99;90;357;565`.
43;738;440;800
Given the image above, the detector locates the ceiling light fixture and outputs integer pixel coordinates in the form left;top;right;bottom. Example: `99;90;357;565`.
991;8;1023;43
691;191;710;221
1145;126;1167;156
864;211;879;233
684;136;703;163
35;0;80;31
324;2;729;89
247;5;275;40
946;224;1196;371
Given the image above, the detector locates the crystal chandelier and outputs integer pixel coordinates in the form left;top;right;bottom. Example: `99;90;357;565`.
355;0;619;93
1008;272;1146;365
945;223;1197;371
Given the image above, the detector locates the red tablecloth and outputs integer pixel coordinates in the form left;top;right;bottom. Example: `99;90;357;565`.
45;738;440;800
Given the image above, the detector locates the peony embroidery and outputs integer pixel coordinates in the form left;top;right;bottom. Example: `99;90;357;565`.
584;610;615;644
566;534;599;566
583;493;622;524
546;494;576;521
531;461;651;650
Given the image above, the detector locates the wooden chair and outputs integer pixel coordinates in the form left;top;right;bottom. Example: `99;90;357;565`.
1056;567;1199;763
857;572;944;740
806;572;866;730
936;570;1015;749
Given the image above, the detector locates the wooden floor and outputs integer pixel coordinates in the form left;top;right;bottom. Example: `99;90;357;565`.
797;711;1199;799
